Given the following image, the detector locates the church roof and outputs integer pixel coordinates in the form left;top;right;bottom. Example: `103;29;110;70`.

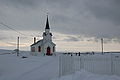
31;40;43;46
31;39;56;47
45;15;50;29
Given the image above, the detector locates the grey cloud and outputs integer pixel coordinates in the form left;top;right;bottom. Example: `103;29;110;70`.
0;0;72;9
63;36;80;42
0;0;120;43
0;36;7;40
7;42;16;46
0;33;13;40
0;0;40;8
84;0;120;25
7;42;27;46
113;38;120;43
103;38;113;44
0;34;15;41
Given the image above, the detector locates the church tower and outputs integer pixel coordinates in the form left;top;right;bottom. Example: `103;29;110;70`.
43;15;52;42
31;16;56;56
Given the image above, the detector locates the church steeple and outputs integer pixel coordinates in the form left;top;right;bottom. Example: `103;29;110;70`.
45;15;50;29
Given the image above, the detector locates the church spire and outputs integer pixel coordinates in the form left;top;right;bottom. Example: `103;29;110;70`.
45;15;50;29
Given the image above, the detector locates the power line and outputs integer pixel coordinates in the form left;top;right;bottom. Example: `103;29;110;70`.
0;22;26;36
0;22;41;50
0;40;15;46
0;22;35;37
0;22;42;46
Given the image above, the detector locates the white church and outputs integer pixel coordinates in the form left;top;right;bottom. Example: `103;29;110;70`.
30;16;56;56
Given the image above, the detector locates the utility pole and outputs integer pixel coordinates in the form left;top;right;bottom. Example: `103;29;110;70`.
17;37;19;56
101;38;104;55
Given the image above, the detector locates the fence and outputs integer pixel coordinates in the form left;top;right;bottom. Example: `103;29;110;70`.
59;53;120;77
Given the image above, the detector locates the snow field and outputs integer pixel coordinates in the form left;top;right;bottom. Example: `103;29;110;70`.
0;51;120;80
0;54;59;80
52;69;120;80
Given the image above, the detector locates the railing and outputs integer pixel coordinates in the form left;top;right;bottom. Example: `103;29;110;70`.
59;53;120;77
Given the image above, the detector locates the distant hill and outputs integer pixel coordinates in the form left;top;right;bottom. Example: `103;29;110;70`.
0;49;30;55
0;49;12;54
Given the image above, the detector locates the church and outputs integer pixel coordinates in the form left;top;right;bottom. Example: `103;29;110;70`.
30;16;56;56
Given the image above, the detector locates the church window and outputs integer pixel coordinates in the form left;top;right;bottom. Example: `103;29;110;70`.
38;46;41;52
44;33;47;36
53;46;55;52
50;33;52;36
31;47;35;52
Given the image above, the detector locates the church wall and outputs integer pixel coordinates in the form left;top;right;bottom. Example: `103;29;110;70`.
44;43;55;54
31;43;44;56
31;40;56;56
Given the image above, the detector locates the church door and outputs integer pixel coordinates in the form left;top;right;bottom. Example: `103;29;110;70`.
46;47;51;55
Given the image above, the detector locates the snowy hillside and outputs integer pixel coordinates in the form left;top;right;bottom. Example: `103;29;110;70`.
0;49;12;54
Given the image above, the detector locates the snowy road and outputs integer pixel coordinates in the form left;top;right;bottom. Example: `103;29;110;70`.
18;56;59;80
0;54;59;80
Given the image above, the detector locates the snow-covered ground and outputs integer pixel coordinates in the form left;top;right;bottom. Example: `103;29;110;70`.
0;51;59;80
52;70;120;80
0;49;120;80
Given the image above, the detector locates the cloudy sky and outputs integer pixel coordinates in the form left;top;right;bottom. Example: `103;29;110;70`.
0;0;120;52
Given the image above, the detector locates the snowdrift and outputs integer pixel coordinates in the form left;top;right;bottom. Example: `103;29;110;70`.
52;70;120;80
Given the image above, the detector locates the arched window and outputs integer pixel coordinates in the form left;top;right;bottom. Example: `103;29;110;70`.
31;47;35;52
38;46;41;52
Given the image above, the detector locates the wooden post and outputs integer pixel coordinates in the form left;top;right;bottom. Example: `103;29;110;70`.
101;38;104;55
17;37;19;56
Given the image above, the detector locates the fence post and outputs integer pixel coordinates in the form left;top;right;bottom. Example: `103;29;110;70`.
111;53;113;75
80;55;84;70
59;55;61;77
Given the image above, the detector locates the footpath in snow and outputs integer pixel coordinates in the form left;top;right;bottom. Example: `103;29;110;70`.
0;54;59;80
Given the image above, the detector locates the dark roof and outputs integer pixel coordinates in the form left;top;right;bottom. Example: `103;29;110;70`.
45;15;50;29
31;40;43;46
31;39;56;47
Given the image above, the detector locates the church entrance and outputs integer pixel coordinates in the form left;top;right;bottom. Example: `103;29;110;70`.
46;47;51;55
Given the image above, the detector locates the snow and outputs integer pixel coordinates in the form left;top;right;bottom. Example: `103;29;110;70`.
0;49;12;54
0;50;120;80
52;70;120;80
0;52;59;80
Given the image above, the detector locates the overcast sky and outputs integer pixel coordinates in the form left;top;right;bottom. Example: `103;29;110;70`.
0;0;120;52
